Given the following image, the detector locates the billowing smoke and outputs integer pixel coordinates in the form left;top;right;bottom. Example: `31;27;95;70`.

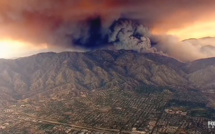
108;18;152;52
67;17;153;52
1;0;215;60
71;16;108;49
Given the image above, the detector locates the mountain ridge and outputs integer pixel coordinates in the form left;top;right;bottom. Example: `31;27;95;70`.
0;50;214;104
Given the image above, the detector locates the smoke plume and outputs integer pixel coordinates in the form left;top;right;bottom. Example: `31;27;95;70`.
108;18;152;52
68;17;153;52
1;0;215;60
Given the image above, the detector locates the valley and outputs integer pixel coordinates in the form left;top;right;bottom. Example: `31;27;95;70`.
0;50;215;133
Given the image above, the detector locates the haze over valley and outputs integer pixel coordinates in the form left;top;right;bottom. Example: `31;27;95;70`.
0;0;215;133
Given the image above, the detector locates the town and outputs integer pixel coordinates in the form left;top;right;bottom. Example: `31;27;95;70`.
0;87;214;134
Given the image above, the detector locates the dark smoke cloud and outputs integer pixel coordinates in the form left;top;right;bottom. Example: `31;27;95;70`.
1;0;215;60
72;16;108;49
1;0;215;47
61;16;154;52
61;17;152;52
108;18;152;52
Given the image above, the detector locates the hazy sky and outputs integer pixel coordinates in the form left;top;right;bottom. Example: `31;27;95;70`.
0;0;215;60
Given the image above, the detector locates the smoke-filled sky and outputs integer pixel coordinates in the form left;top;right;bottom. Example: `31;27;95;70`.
1;0;215;61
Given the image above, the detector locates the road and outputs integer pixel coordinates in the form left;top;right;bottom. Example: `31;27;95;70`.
17;112;135;134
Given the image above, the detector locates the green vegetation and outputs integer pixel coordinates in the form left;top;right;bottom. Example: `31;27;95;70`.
39;124;55;130
135;84;164;94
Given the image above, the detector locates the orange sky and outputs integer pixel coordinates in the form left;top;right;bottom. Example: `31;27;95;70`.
0;39;48;58
152;16;215;40
167;21;215;40
0;0;215;59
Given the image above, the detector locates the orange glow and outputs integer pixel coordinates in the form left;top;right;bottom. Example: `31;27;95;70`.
153;20;215;40
167;21;215;40
0;39;48;58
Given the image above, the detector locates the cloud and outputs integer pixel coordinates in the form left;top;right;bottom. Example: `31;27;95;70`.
0;0;215;46
152;36;215;62
72;16;109;49
0;0;215;60
108;18;152;52
70;17;153;52
201;45;215;57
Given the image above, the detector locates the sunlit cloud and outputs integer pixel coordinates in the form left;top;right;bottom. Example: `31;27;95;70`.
166;20;215;40
0;0;215;60
0;38;48;58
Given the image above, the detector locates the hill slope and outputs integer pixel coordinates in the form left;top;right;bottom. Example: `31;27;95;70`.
1;50;215;133
0;50;214;103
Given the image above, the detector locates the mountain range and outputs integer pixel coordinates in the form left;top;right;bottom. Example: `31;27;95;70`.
0;50;215;107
